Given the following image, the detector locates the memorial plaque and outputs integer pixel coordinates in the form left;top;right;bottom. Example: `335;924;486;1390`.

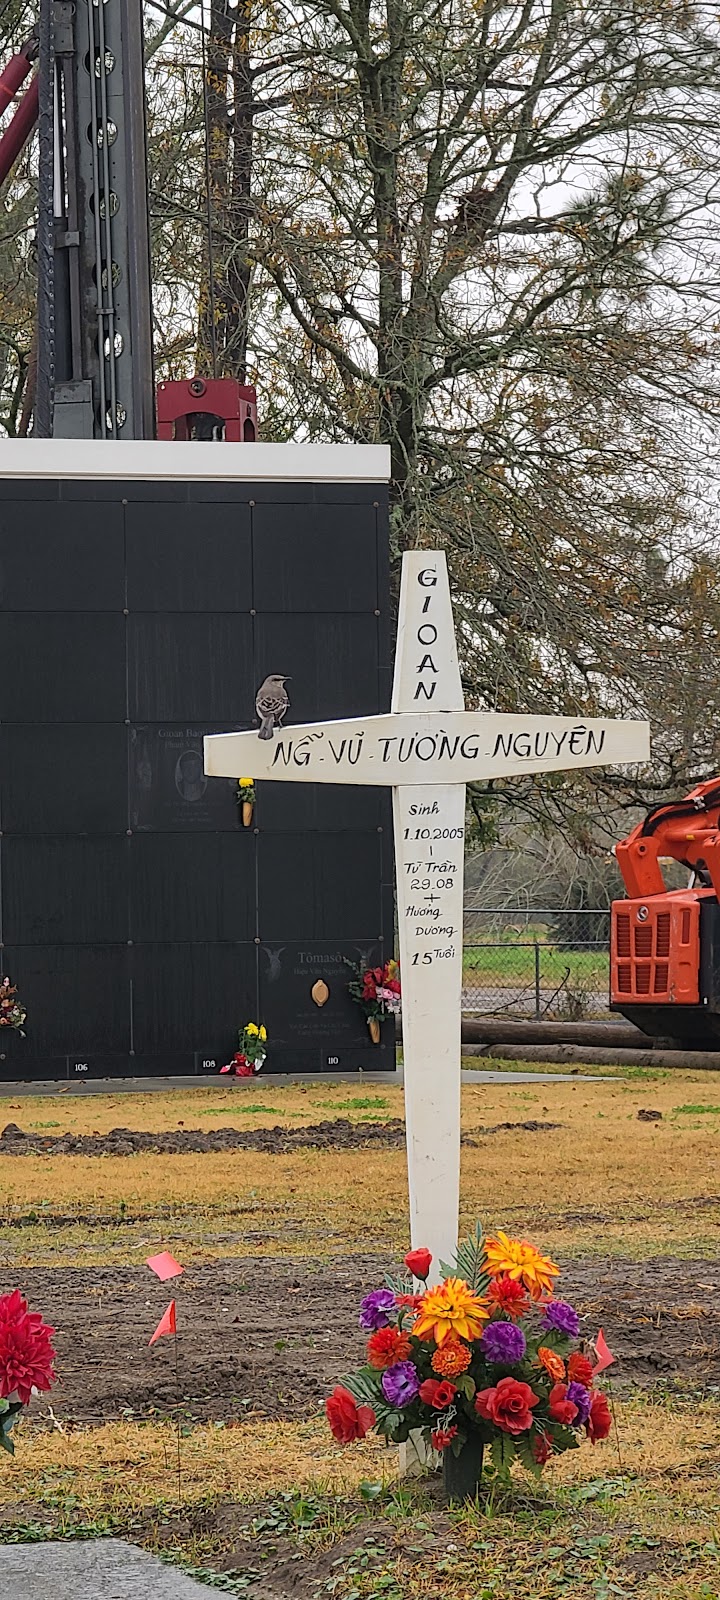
258;939;394;1070
129;725;241;831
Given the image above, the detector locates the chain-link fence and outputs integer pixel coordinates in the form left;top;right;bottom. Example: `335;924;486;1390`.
462;909;611;1020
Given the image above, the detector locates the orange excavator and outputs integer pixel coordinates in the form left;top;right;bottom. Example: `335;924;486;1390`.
611;777;720;1046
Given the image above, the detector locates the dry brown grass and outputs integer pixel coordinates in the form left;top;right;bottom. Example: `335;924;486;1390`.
3;1074;720;1267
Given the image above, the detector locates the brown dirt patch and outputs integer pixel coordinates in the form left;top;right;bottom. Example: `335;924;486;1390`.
0;1118;560;1157
9;1253;720;1429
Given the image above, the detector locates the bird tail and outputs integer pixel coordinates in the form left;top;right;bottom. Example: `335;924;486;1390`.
258;716;275;740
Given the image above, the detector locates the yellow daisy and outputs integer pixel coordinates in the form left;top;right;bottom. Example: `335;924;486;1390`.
484;1231;559;1301
413;1276;489;1346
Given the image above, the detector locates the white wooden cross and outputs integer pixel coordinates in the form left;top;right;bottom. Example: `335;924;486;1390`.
204;552;650;1276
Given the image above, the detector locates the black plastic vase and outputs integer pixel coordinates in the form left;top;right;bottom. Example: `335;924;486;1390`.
443;1436;485;1503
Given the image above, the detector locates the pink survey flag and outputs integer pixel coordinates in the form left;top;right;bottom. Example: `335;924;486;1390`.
592;1328;616;1376
149;1300;177;1346
146;1251;184;1281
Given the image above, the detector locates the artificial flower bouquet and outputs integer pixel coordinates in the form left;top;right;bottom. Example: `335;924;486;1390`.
221;1021;267;1077
0;1290;56;1453
0;976;26;1035
326;1225;612;1494
346;960;401;1042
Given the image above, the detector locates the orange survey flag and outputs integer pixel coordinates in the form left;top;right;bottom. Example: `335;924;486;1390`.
146;1251;184;1281
592;1328;616;1376
149;1300;177;1346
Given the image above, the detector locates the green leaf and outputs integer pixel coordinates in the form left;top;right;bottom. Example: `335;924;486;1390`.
359;1480;384;1501
455;1373;476;1401
490;1432;515;1475
547;1421;581;1453
441;1222;490;1294
0;1401;22;1455
515;1434;542;1479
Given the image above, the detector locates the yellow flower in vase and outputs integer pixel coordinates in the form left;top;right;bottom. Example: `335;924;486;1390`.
245;1023;259;1036
259;1026;267;1041
413;1276;489;1346
484;1230;559;1301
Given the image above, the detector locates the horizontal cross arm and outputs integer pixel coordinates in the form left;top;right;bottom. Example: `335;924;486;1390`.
204;712;650;787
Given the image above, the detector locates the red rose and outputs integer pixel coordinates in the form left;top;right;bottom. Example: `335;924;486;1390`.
405;1247;433;1281
419;1377;456;1409
567;1353;593;1388
586;1390;612;1443
325;1385;376;1444
548;1382;579;1425
532;1430;552;1465
475;1377;539;1435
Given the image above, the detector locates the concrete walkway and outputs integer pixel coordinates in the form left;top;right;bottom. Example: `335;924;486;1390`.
0;1065;610;1096
0;1540;230;1597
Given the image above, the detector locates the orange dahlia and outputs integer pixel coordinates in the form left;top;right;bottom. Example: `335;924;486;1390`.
431;1337;472;1377
537;1346;566;1383
484;1231;559;1301
413;1276;489;1346
367;1327;411;1370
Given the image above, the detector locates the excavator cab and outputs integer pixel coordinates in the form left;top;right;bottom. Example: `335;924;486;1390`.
611;780;720;1046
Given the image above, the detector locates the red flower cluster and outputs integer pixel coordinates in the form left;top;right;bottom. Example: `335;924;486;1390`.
0;1290;56;1406
395;1292;424;1312
567;1352;594;1388
361;963;401;1003
418;1378;457;1409
475;1377;539;1435
431;1424;458;1451
486;1275;530;1318
367;1327;411;1370
326;1386;375;1443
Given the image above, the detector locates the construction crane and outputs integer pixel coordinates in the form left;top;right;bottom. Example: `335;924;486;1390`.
0;0;257;440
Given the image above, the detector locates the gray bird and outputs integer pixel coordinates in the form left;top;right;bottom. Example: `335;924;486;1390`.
256;674;291;739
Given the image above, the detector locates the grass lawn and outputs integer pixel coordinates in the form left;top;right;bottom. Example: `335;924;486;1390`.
1;1072;720;1596
463;942;610;994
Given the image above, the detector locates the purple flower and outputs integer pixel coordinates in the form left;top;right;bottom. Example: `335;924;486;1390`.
542;1300;580;1339
381;1361;420;1408
566;1382;591;1425
480;1320;526;1365
359;1289;396;1331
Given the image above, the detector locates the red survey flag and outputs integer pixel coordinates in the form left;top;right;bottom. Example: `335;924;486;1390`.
146;1251;184;1281
592;1328;616;1376
149;1300;177;1346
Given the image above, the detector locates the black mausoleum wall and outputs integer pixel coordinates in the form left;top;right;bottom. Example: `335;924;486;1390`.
0;476;394;1080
